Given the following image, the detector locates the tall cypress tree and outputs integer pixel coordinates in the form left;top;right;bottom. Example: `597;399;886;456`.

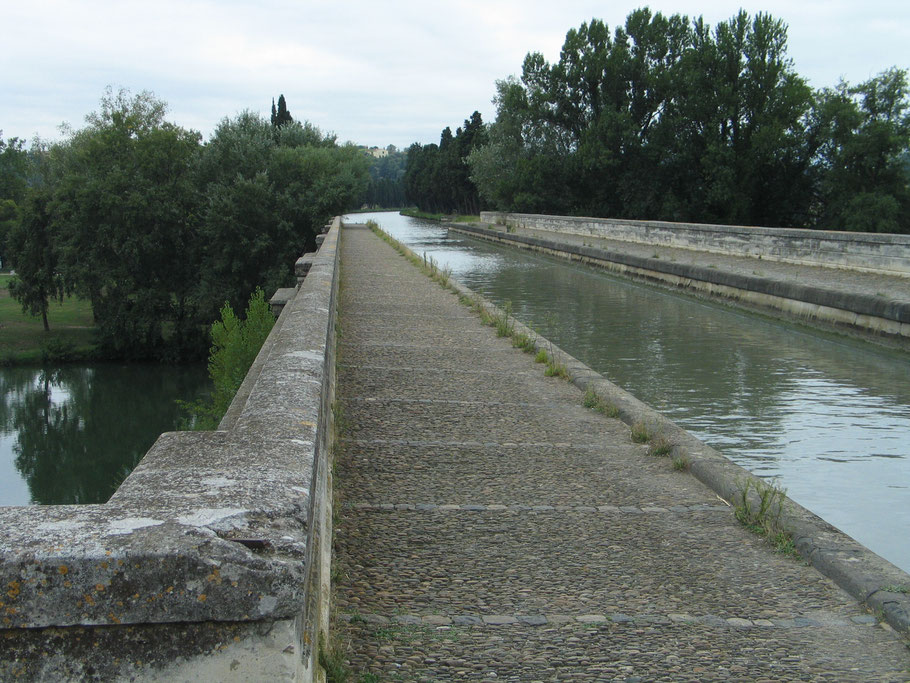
274;94;293;127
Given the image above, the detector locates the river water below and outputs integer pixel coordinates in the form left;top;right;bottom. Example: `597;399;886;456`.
350;211;910;574
0;363;209;506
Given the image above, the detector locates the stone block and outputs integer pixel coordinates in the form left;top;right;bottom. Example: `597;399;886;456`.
270;287;298;317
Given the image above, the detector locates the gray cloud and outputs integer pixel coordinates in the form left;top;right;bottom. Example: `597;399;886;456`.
2;0;908;149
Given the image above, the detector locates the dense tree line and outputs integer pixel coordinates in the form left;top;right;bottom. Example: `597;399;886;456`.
404;111;487;214
360;147;407;208
460;9;909;232
0;88;369;361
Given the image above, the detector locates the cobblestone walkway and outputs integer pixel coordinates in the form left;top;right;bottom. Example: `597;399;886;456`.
332;225;910;681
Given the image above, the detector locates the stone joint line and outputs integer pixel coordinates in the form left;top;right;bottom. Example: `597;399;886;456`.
347;502;729;514
338;363;536;376
338;612;880;630
340;342;517;352
341;438;607;449
343;397;554;408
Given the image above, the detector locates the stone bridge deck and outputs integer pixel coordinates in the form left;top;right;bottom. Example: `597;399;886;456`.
332;225;909;680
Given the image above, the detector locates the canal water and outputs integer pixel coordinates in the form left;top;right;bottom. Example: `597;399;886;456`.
350;211;910;574
0;364;209;506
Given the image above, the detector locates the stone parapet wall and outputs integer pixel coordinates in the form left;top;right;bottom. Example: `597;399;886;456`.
480;212;910;277
0;217;343;681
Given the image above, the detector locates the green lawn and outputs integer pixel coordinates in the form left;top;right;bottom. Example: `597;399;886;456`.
0;278;97;363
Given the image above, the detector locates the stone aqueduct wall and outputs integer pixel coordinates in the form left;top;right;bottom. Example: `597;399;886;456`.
480;212;910;277
475;212;910;345
0;219;342;680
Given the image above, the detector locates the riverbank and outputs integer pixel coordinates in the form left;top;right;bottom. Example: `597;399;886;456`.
0;273;98;365
448;222;910;351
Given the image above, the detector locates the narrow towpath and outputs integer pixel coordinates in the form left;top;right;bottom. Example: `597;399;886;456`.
332;225;909;680
507;223;910;302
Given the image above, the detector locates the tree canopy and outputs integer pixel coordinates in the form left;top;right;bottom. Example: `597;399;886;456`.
461;9;909;232
3;88;369;360
404;111;487;214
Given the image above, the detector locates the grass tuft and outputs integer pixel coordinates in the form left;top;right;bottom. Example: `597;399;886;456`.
544;358;568;378
582;387;621;418
672;455;690;471
734;478;799;558
319;637;351;682
512;333;537;354
647;435;673;457
493;300;515;337
630;421;651;443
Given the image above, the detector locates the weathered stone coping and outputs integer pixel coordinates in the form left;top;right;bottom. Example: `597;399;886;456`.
481;211;910;277
0;218;341;640
450;223;910;345
439;266;910;639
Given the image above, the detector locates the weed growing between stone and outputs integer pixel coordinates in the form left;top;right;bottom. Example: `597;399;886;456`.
734;478;799;558
672;454;691;471
630;421;651;443
544;357;569;378
373;624;463;644
535;349;549;364
648;435;673;457
319;636;351;682
881;585;910;594
494;300;515;337
512;332;538;353
422;252;451;286
582;387;621;418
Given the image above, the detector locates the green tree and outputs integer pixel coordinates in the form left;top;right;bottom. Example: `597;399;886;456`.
51;87;204;358
7;189;65;331
363;149;407;208
0;198;18;269
810;68;910;232
271;94;294;128
0;134;31;267
197;112;368;316
468;9;815;227
404;113;487;214
664;11;813;225
182;288;274;429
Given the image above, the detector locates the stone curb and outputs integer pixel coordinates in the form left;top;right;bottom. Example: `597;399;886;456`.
449;223;910;325
398;236;910;640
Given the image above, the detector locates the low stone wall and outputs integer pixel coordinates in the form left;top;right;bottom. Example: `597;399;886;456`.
0;218;342;680
451;224;910;346
481;212;910;277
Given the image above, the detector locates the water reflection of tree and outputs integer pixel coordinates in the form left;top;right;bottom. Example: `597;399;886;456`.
8;365;207;505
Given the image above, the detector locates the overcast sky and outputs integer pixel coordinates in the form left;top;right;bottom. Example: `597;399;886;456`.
2;1;908;150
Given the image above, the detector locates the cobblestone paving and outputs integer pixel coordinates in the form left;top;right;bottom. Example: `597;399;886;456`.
332;226;910;681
